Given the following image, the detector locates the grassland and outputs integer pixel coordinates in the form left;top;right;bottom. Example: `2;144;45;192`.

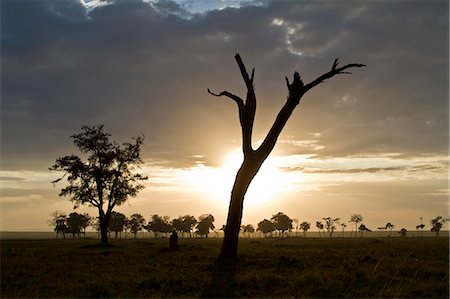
1;237;448;298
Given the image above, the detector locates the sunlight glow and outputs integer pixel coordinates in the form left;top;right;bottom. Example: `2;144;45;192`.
181;150;300;208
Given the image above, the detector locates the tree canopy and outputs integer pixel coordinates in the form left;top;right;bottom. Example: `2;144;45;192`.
196;214;215;238
109;212;128;238
50;125;147;244
147;214;173;238
323;217;340;237
271;212;293;237
257;219;276;236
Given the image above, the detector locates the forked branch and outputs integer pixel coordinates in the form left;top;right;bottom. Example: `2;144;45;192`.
207;88;245;131
207;53;258;155
258;58;365;156
304;58;366;93
208;54;365;159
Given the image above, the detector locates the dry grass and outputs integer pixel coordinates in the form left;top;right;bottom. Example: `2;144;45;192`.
1;237;448;298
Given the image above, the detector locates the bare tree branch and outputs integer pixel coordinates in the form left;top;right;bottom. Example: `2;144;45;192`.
258;60;365;157
207;54;258;155
304;60;366;93
235;53;253;88
207;88;245;107
234;54;256;155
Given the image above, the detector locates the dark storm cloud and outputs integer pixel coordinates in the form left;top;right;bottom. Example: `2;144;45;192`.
1;0;448;171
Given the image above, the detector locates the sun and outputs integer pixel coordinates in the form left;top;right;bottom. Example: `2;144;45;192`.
183;150;295;207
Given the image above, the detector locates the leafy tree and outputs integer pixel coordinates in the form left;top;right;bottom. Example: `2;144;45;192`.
300;221;310;237
66;212;91;238
293;218;299;237
257;219;275;237
172;215;197;238
399;228;407;237
55;218;68;239
78;213;91;238
48;211;67;239
416;216;425;237
196;214;215;238
385;222;394;236
146;214;172;238
183;215;197;238
50;125;147;244
271;212;293;237
172;217;184;236
110;212;128;238
128;214;146;238
340;223;347;237
160;216;174;236
416;224;425;237
241;224;255;238
358;224;371;237
316;221;324;238
431;216;448;237
377;226;386;237
208;54;365;260
323;217;340;238
349;214;364;237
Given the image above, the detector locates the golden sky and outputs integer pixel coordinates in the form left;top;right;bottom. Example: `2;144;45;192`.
1;0;448;231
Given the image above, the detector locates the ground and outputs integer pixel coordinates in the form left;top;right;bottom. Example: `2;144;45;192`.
1;237;448;298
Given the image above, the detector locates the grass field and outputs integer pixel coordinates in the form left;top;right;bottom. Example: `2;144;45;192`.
1;237;448;298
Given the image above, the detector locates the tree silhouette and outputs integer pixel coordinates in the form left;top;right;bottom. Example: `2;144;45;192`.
66;212;91;238
431;216;448;237
257;219;276;237
340;223;347;237
48;211;67;239
271;212;293;237
323;217;340;238
377;226;386;237
208;54;365;260
172;217;184;237
385;222;394;236
147;215;172;238
241;224;255;238
358;224;371;237
416;224;425;237
195;214;215;238
349;214;364;237
109;212;128;238
316;221;324;238
417;216;425;237
50;125;147;244
293;218;299;237
399;228;407;237
300;221;310;238
128;214;146;238
181;215;197;238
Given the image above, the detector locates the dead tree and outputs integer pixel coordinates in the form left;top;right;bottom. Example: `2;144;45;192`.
208;53;365;261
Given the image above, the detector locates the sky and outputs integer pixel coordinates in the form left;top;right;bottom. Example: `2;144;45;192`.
1;0;448;232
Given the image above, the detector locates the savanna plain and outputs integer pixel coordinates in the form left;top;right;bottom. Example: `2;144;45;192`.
1;237;448;298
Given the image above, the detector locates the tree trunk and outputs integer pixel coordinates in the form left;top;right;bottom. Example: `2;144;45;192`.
219;158;262;260
99;210;110;244
209;54;365;261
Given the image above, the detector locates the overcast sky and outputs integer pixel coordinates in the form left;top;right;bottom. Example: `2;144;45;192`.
1;0;448;231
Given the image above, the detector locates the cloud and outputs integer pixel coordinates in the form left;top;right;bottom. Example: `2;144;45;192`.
302;166;406;174
2;0;447;172
1;0;448;230
0;177;26;182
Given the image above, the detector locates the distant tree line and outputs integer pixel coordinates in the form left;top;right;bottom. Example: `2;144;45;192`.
49;211;215;239
49;210;449;240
